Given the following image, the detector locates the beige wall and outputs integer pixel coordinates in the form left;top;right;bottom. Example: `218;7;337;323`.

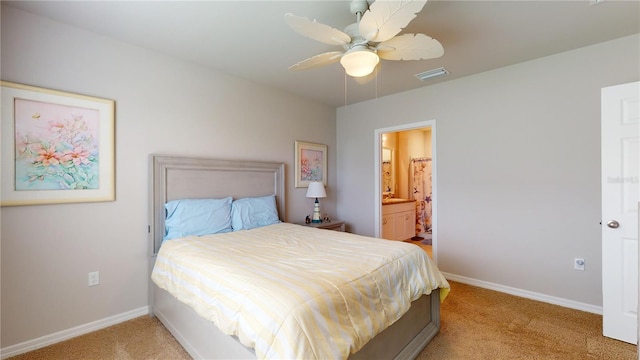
337;34;640;309
0;5;336;349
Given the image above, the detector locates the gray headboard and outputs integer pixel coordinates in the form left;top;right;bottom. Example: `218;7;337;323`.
149;155;286;256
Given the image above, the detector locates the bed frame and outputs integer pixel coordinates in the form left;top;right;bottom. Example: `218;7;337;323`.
149;154;440;359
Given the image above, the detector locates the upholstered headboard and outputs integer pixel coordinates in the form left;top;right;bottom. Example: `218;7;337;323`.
149;155;285;256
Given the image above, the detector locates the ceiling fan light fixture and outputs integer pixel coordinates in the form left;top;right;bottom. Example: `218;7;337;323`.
340;46;380;77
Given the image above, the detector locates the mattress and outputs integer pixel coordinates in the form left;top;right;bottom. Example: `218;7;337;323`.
151;222;449;359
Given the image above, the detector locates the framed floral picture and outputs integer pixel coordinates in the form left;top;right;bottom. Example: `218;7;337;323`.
294;140;327;188
1;81;115;206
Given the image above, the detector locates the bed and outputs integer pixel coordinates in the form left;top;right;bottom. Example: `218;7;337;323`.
148;155;449;359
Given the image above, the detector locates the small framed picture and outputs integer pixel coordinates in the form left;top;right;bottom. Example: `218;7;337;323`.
294;140;327;188
1;81;115;206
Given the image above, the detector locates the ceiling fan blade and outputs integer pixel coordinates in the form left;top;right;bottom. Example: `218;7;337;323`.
284;13;351;46
377;33;443;60
359;0;427;43
288;51;344;71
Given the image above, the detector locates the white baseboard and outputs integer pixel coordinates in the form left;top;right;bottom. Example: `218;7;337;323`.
442;272;603;315
0;306;150;359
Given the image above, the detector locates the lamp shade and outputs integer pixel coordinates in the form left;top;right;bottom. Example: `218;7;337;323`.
306;182;326;198
340;46;379;77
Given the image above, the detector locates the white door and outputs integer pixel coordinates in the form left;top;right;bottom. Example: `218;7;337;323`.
602;81;639;344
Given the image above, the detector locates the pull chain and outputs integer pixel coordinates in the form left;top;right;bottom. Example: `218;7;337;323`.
344;71;348;106
375;66;378;100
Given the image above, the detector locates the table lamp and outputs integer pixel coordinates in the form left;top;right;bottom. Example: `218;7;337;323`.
306;181;326;223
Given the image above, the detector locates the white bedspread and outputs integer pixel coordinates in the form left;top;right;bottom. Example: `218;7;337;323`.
151;222;449;360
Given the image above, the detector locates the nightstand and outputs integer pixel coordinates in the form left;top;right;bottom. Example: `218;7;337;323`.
299;220;345;232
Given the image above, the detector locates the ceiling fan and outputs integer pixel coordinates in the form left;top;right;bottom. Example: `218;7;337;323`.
284;0;444;78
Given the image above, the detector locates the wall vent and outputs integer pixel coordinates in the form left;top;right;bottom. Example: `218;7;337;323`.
415;67;449;81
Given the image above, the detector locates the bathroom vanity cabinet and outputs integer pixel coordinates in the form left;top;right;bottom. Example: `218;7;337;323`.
381;200;416;241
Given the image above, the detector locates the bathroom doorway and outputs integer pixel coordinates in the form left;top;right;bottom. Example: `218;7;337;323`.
374;120;437;260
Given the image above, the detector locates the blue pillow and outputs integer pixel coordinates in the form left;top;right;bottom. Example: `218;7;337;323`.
164;197;233;240
231;195;280;231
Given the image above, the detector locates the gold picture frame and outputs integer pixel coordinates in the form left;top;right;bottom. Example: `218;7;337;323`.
294;140;327;188
1;81;115;206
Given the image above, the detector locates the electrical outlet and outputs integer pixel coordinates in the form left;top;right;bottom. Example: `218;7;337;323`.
574;258;585;271
88;271;100;286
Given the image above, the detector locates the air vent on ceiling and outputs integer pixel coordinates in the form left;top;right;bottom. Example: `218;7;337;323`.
415;67;449;81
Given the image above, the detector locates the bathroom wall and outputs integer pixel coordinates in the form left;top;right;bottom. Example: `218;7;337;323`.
397;128;432;199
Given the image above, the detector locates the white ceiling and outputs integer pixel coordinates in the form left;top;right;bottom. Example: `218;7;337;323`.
5;0;639;108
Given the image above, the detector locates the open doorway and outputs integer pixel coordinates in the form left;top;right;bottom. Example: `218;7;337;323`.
374;120;437;261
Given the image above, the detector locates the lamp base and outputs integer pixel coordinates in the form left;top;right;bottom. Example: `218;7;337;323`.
311;198;322;223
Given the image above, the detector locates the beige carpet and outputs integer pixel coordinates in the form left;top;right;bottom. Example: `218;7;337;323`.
9;281;636;360
419;281;636;360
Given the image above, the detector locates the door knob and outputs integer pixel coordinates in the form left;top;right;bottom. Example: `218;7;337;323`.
606;220;620;229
